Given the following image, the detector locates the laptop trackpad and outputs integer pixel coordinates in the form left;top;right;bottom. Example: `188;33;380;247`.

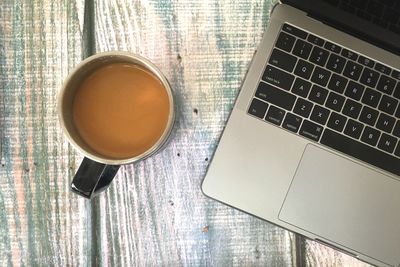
279;144;400;266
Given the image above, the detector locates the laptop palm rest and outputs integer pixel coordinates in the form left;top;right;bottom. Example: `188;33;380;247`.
279;144;400;266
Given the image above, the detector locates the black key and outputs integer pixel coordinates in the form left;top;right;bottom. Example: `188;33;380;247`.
378;95;398;115
357;55;375;68
360;68;379;88
378;133;397;153
361;87;381;108
282;24;307;39
393;83;400;100
328;74;348;94
359;106;379;126
248;98;268;119
294;59;314;79
275;32;296;52
256;82;296;111
309;85;328;105
269;49;297;72
376;75;396;95
263;65;295;91
344;119;364;139
327;112;347;132
321;129;400;176
309;47;329;66
282;113;302;133
291;78;311;98
324;41;341;53
396;105;400;119
361;126;381;146
395;142;400;157
293;98;313;118
311;66;331;86
292;39;312;59
375;62;391;75
393;121;400;138
307;34;324;46
299;120;323;141
310;105;330;125
345;81;364;101
341;48;358;61
343;99;362;119
391;69;400;80
343;61;363;81
326;54;346;73
325;92;345;112
265;106;286;126
376;113;396;133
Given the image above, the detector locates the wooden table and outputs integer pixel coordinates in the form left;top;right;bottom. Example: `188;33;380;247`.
0;0;371;266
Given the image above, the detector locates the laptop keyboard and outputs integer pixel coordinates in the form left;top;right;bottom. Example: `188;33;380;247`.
247;23;400;176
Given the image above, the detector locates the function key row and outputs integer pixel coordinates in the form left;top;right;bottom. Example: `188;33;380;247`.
281;23;398;78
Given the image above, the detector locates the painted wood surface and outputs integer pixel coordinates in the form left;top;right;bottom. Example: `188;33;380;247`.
0;0;371;266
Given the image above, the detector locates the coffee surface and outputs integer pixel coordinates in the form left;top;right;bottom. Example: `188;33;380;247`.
73;63;170;159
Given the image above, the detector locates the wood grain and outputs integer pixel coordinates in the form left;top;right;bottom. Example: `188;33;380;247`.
0;0;374;266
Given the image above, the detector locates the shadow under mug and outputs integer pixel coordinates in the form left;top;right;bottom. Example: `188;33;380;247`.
58;52;175;199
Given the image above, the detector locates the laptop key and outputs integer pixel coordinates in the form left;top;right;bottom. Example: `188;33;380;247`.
262;65;294;91
325;92;345;112
282;24;307;39
291;78;311;98
311;66;331;86
309;85;328;105
309;47;329;66
359;106;379;126
328;74;348;93
343;99;362;119
327;112;347;132
378;95;398;115
361;87;381;108
378;133;397;153
324;41;341;53
293;98;313;118
391;69;400;80
341;48;358;61
393;121;400;138
376;75;396;95
299;120;323;141
265;106;285;126
310;105;330;125
269;49;297;72
294;59;314;79
282;113;302;133
361;126;381;146
360;68;379;87
256;82;296;111
248;98;268;119
307;34;324;46
344;119;364;139
358;55;375;68
292;39;312;59
345;81;364;101
393;83;400;100
275;32;296;52
326;54;346;73
321;129;400;176
375;62;391;75
376;113;395;133
343;61;363;81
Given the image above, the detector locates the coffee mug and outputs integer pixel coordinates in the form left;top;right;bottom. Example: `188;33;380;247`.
58;52;174;199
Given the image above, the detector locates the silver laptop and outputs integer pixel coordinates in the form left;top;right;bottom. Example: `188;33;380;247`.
202;1;400;266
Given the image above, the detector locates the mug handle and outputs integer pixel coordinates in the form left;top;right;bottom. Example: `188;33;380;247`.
71;157;120;199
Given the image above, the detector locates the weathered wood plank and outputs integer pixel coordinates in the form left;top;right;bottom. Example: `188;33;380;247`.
0;0;92;265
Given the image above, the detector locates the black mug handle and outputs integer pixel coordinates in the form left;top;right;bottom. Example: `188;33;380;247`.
71;157;120;199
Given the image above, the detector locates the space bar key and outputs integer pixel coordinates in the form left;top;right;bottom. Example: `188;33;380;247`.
320;129;400;176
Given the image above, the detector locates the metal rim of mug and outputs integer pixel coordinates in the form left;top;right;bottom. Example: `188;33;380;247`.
58;51;175;165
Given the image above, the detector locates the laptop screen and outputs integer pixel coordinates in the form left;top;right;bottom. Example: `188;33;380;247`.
283;0;400;56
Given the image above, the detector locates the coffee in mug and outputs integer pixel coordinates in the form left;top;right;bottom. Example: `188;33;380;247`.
58;52;174;198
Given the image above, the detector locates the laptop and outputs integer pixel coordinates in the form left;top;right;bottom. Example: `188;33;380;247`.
202;1;400;266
